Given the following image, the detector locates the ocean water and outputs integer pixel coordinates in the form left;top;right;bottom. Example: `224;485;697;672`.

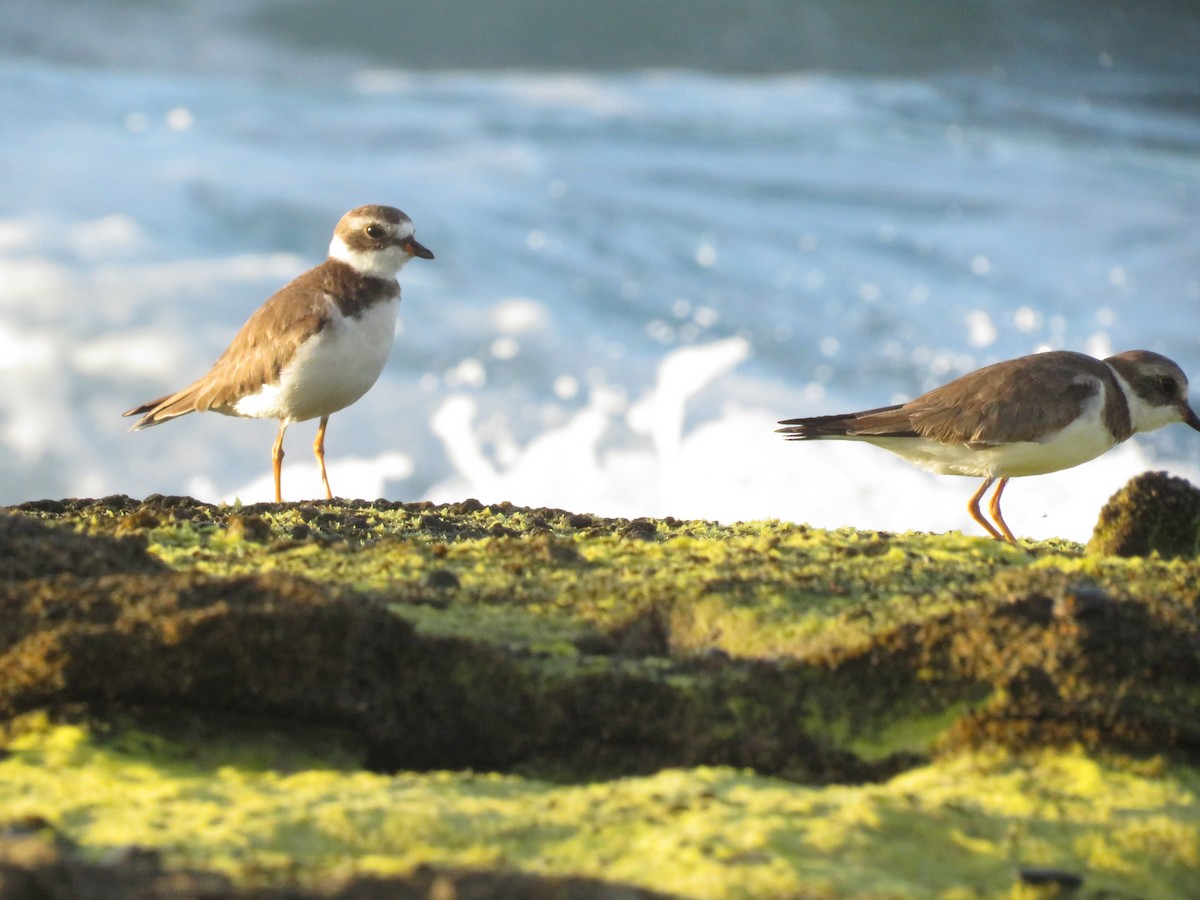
2;0;1199;541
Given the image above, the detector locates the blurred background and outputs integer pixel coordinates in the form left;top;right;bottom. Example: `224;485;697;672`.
1;0;1198;540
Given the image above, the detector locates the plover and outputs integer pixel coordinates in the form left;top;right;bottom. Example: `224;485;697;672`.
124;204;434;502
777;349;1200;543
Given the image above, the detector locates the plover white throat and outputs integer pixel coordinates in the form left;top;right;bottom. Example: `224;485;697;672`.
124;204;434;502
777;349;1200;543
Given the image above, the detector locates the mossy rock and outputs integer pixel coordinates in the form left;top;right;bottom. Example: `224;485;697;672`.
1088;471;1200;558
3;721;1198;898
0;564;920;782
4;495;1200;897
0;511;164;581
6;495;1200;776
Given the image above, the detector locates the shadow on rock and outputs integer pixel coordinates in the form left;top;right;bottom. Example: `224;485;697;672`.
6;502;1200;785
0;820;676;899
910;571;1200;754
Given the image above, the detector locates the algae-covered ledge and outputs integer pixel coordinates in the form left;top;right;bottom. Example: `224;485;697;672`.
2;492;1200;897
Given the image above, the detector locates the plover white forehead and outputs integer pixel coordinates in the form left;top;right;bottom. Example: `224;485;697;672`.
778;349;1200;543
124;204;434;502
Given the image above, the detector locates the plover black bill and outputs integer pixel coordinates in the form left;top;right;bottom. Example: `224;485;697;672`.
124;204;434;502
777;349;1200;543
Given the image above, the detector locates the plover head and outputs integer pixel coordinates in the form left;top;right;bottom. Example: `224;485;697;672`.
329;204;435;279
1106;350;1200;435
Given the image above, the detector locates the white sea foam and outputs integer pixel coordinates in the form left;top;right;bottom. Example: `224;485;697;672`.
73;330;188;379
490;297;548;334
495;76;635;115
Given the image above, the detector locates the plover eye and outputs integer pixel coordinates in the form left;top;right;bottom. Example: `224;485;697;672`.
364;224;385;239
1156;375;1178;397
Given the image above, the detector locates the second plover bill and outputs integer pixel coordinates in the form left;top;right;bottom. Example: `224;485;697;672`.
777;349;1200;543
124;204;434;502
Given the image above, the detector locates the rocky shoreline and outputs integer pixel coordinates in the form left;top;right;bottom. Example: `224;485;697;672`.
2;483;1199;897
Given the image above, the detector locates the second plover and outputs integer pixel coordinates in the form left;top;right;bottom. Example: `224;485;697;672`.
777;349;1200;542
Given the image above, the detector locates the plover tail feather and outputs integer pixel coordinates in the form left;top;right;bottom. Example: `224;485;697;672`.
777;404;909;440
122;387;204;430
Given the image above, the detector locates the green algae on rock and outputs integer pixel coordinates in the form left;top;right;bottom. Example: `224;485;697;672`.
6;495;1200;778
2;720;1198;898
0;561;914;783
5;495;1200;896
1087;471;1200;559
0;797;673;899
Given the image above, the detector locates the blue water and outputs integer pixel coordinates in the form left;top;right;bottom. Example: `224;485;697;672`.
2;0;1198;541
